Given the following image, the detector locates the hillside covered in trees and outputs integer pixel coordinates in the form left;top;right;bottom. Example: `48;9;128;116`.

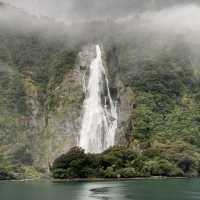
1;1;200;179
51;38;200;179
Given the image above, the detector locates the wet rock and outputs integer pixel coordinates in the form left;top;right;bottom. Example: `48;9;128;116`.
0;170;15;180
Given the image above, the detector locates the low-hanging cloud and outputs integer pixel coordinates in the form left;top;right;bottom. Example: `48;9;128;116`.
117;4;200;40
1;0;200;23
0;0;200;60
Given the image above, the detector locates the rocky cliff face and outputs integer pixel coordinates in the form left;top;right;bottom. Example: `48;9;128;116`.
27;68;83;169
32;44;131;168
78;45;133;147
26;47;91;169
103;47;134;146
0;37;130;174
26;44;129;169
0;35;81;174
39;45;97;167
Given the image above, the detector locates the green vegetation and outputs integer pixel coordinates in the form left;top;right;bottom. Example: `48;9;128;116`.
0;26;79;178
51;38;200;179
103;38;200;178
51;144;200;178
0;153;41;180
120;41;200;168
1;9;200;180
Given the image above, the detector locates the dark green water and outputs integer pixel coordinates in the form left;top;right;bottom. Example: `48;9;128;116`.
0;179;200;200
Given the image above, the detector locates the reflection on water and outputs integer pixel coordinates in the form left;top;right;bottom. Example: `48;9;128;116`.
76;181;125;200
90;187;113;200
0;179;200;200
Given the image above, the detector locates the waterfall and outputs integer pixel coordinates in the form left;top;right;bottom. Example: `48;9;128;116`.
79;45;118;153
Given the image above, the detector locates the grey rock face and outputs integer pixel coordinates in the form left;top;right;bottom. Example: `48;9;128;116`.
115;79;134;145
36;45;97;167
31;45;98;168
78;44;132;146
4;44;130;170
103;49;134;146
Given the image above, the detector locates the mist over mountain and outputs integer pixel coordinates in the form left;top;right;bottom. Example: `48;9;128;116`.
1;0;200;22
1;0;200;52
1;0;200;180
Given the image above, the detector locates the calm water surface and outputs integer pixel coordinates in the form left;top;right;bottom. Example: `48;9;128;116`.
0;179;200;200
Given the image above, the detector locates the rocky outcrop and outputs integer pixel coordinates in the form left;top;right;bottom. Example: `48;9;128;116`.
115;80;135;145
26;45;98;169
45;69;83;166
78;44;133;146
0;170;15;180
104;47;134;145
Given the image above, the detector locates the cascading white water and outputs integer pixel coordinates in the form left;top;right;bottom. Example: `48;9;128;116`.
79;45;118;153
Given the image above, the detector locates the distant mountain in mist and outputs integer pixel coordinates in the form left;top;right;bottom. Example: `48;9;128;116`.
1;0;200;23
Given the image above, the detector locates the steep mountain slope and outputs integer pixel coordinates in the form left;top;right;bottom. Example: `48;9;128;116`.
1;2;200;179
0;3;83;178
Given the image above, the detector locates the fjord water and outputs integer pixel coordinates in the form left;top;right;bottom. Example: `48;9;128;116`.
79;45;118;153
1;179;200;200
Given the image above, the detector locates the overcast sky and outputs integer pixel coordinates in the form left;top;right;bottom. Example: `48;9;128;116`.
0;0;200;65
1;0;200;22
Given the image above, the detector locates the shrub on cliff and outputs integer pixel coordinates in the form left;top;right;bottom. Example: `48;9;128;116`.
51;146;146;179
51;147;100;178
51;144;200;179
141;159;183;177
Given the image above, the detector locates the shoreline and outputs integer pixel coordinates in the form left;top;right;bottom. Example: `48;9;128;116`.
52;176;192;183
1;176;197;183
0;177;41;182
